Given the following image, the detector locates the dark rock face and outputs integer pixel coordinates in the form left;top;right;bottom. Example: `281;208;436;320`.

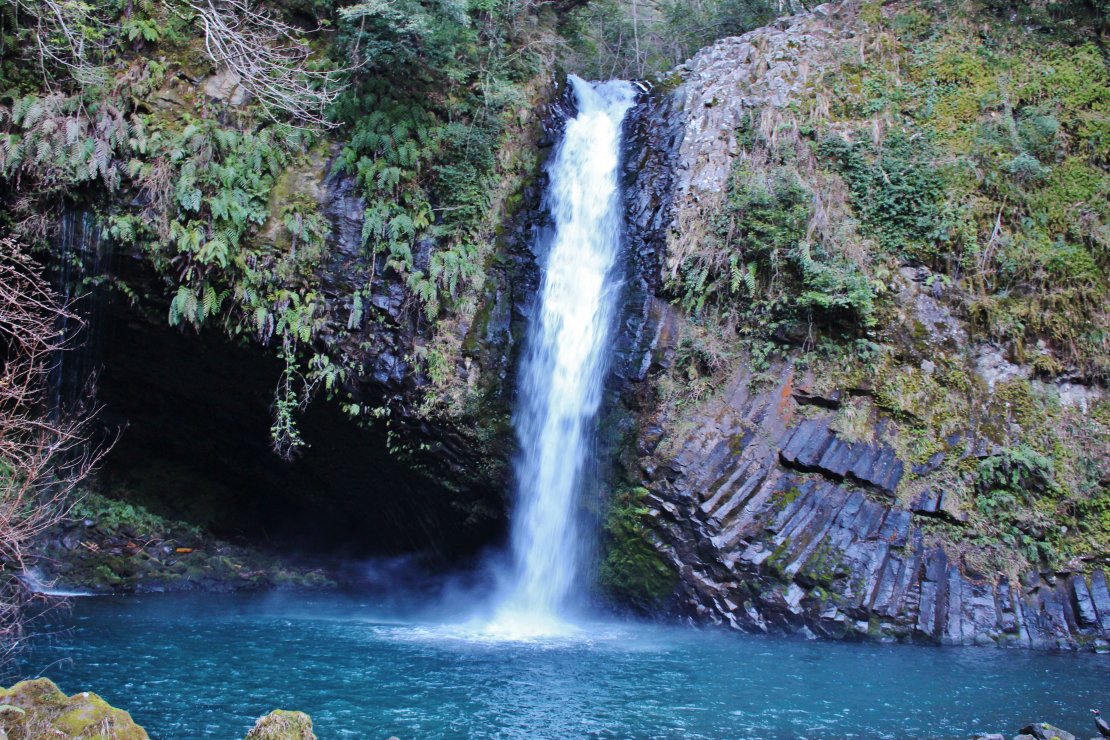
623;361;1110;649
778;419;904;495
78;87;558;560
238;105;557;547
605;1;1110;651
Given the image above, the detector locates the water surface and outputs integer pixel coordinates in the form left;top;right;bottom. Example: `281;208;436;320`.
17;591;1110;738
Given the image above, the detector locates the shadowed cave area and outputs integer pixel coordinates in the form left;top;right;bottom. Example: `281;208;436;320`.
85;282;507;564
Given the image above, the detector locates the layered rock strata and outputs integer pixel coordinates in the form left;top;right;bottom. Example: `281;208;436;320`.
637;363;1109;648
618;1;1110;649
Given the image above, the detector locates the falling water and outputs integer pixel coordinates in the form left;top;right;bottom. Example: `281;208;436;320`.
491;77;636;637
48;210;109;422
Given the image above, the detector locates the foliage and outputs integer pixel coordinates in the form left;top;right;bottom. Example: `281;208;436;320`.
560;0;778;78
0;0;558;453
848;3;1110;377
70;491;201;539
670;150;876;359
974;446;1059;566
818;133;947;261
332;0;542;319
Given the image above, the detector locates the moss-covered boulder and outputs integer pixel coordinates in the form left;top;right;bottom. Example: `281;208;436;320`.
244;710;316;740
0;678;148;739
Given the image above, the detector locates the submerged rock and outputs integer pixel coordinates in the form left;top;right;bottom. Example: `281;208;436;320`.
244;710;316;740
0;678;148;739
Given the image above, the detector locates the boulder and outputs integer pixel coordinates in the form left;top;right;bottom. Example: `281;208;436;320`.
204;68;250;105
1019;723;1077;740
0;677;148;739
245;710;316;740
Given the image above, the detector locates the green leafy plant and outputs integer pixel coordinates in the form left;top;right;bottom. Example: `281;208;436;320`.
974;446;1060;566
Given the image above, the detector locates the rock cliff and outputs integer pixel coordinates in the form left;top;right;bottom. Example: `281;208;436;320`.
613;1;1110;649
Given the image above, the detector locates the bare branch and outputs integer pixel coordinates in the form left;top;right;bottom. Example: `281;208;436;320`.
11;0;112;87
0;238;112;653
189;0;349;128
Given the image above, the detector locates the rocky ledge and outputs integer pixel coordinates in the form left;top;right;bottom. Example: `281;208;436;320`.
33;493;332;595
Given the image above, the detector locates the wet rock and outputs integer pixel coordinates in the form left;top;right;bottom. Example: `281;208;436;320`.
0;678;148;739
245;710;316;740
1019;723;1076;740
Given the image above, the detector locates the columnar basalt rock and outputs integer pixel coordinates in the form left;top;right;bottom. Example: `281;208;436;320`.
631;362;1110;648
615;0;1110;650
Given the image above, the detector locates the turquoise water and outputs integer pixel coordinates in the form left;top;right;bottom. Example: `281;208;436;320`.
17;591;1110;739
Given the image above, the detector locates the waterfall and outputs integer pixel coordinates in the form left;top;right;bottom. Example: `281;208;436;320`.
491;77;636;637
48;210;109;422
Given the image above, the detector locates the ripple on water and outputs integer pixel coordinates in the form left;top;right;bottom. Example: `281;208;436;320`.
14;591;1110;739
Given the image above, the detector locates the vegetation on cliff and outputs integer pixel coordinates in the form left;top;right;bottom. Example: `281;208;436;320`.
655;0;1109;583
599;485;678;609
0;0;562;458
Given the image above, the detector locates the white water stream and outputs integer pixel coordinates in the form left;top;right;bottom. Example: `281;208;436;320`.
489;77;636;637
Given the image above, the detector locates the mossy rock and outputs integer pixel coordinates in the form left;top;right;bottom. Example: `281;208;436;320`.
599;486;678;609
245;710;316;740
0;678;148;739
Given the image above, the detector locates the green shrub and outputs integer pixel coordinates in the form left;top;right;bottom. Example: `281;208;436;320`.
818;132;947;260
974;446;1059;565
675;158;875;341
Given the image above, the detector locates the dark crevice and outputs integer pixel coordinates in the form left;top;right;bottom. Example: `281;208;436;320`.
86;265;507;563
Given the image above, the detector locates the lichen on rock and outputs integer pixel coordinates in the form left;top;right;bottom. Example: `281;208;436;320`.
0;678;148;740
244;710;316;740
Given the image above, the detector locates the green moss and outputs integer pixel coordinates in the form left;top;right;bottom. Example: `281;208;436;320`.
245;709;316;740
797;542;849;589
763;536;794;583
0;679;148;739
599;486;678;609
